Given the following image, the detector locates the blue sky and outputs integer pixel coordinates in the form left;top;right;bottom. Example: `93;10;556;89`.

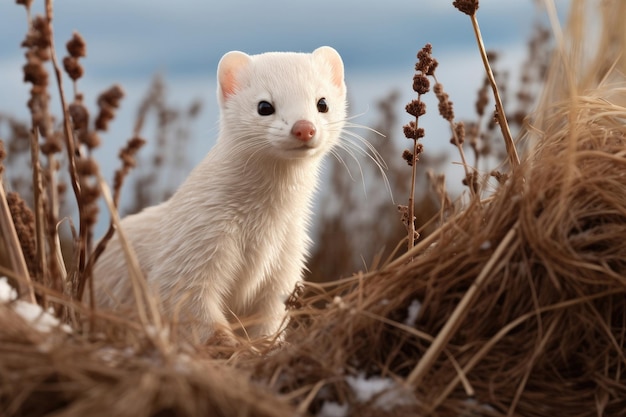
1;1;557;78
0;0;571;222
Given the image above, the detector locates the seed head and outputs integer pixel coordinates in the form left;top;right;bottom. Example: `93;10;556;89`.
95;85;125;131
403;121;425;141
0;140;5;175
69;101;89;130
402;149;414;166
16;0;34;9
412;74;430;95
98;85;124;109
66;32;87;58
416;44;436;75
453;0;479;16
405;100;426;118
76;158;99;176
434;83;454;122
63;56;84;80
21;16;52;50
23;56;48;88
40;133;63;155
456;122;465;143
81;131;101;149
81;183;101;205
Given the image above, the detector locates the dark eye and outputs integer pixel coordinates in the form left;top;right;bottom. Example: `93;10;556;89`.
317;98;329;113
257;101;275;116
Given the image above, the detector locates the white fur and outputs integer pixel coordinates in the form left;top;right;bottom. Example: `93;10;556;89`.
94;47;347;341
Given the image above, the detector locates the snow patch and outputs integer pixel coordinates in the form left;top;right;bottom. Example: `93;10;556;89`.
404;299;421;327
317;401;349;417
0;277;71;334
0;277;18;302
345;373;416;411
97;346;136;364
332;295;347;310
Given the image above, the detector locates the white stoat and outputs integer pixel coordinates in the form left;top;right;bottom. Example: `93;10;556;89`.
94;46;347;341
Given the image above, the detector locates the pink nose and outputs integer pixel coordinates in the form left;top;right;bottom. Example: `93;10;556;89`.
291;120;316;142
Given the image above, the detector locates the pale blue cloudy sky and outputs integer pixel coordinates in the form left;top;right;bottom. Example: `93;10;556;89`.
0;0;571;221
1;1;555;77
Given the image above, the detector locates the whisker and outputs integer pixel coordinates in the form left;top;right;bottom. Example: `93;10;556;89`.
339;134;393;202
343;121;386;139
343;108;373;122
329;149;357;183
341;128;388;169
334;143;367;195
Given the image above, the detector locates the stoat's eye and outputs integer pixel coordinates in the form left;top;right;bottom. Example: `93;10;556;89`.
317;98;329;113
257;101;275;116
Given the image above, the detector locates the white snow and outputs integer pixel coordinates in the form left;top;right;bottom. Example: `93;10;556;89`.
345;373;416;411
404;299;422;327
0;277;71;334
332;295;347;310
0;277;18;302
317;401;349;417
346;373;395;403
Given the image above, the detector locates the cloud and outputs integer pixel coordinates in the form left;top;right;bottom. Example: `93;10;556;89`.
1;0;543;76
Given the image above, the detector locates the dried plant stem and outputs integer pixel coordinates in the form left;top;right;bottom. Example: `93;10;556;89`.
97;173;166;347
470;14;520;168
82;137;145;300
295;380;327;415
45;156;59;223
388;206;464;270
406;223;518;386
0;182;35;303
445;117;475;196
45;153;62;291
388;221;442;269
44;0;86;275
449;126;470;176
30;128;48;296
432;75;474;195
407;132;420;252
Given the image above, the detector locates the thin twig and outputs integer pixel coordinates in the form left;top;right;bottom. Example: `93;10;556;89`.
470;14;520;168
30;128;48;304
44;153;62;293
432;74;475;196
96;173;167;351
44;0;86;278
407;129;419;252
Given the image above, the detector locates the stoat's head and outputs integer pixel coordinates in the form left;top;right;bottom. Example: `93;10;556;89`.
216;46;347;161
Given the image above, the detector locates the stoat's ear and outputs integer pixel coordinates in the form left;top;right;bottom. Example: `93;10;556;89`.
217;51;251;104
313;46;345;91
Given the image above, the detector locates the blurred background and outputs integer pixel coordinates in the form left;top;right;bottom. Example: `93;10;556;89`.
0;0;570;281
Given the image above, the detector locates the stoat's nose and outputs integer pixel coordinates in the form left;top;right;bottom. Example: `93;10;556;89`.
291;120;316;142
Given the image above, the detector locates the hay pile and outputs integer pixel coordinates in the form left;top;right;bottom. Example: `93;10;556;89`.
258;95;626;416
2;1;626;416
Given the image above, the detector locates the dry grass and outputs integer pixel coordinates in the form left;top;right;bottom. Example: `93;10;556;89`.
2;0;626;416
